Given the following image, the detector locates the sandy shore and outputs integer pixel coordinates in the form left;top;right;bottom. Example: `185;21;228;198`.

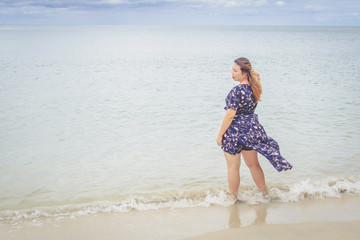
1;195;360;240
186;195;360;240
185;220;360;240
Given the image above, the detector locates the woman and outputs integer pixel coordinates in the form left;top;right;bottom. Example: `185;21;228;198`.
216;57;292;200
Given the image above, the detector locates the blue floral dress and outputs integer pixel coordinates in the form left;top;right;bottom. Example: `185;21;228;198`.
221;84;292;172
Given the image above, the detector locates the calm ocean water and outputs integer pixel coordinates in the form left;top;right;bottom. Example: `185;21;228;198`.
0;26;360;222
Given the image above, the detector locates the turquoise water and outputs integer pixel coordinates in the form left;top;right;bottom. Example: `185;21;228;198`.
0;26;360;220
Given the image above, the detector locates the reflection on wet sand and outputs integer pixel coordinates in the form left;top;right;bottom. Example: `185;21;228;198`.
228;203;268;228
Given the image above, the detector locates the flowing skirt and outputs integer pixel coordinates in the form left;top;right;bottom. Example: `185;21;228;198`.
221;114;293;172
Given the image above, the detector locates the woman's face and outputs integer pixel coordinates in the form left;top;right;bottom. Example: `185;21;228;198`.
232;63;245;82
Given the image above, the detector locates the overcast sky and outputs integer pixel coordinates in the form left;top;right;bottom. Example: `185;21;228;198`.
0;0;359;25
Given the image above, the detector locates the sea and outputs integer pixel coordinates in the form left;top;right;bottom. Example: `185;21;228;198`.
0;25;360;228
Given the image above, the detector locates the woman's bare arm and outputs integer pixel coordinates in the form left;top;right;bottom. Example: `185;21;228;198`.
216;109;236;146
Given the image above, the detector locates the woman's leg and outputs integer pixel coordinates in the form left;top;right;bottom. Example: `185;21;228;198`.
241;150;268;195
224;151;241;200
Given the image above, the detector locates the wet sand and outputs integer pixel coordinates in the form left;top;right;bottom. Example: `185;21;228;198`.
185;220;360;240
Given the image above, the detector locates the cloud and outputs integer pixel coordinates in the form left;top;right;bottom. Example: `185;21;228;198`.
304;4;329;11
223;1;252;7
0;0;272;9
183;0;269;8
0;0;273;18
255;0;268;7
275;1;285;7
0;0;359;25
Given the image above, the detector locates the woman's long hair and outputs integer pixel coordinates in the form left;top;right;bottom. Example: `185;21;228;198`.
234;57;262;103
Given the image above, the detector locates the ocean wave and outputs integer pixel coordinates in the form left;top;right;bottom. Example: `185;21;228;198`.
0;176;359;223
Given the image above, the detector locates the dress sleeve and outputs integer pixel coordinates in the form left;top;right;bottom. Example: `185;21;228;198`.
224;86;241;111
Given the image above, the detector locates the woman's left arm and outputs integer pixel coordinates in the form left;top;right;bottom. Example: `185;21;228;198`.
216;109;236;146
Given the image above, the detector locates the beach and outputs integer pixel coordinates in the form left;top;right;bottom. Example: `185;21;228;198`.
187;220;360;240
187;196;360;240
1;195;359;240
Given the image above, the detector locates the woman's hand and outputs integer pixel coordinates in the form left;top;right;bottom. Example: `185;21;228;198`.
216;135;223;146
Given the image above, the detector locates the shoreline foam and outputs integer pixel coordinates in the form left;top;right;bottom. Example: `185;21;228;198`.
1;176;359;224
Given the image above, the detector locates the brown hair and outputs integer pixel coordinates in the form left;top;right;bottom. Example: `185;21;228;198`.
234;57;262;103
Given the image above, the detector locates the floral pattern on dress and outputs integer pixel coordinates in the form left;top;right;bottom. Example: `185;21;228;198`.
221;84;293;172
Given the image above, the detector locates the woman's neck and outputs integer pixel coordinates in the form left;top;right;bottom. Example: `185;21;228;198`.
239;80;249;85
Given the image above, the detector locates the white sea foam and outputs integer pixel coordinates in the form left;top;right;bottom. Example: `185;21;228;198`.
0;176;359;224
269;176;360;202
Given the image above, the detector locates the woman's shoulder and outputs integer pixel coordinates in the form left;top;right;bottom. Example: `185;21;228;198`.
231;84;251;93
226;84;249;100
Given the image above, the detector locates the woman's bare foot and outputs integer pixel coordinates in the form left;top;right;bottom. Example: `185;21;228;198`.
259;185;268;196
228;190;238;202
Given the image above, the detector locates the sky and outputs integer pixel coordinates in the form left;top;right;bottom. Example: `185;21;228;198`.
0;0;359;26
